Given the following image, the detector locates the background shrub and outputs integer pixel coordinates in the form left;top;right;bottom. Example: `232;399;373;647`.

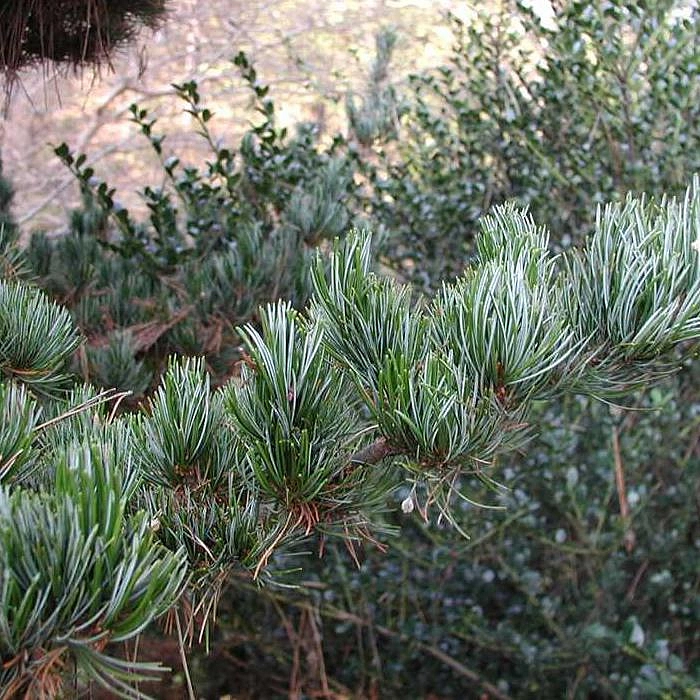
22;55;363;395
365;0;700;285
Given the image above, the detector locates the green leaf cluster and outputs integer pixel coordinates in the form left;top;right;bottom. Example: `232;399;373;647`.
360;0;700;285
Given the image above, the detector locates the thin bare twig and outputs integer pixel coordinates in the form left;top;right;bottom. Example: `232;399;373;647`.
174;610;196;700
244;581;513;700
611;422;636;553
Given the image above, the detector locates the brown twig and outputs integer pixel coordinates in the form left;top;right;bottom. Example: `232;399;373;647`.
625;560;649;602
330;610;512;700
349;436;395;466
247;580;513;700
611;422;636;553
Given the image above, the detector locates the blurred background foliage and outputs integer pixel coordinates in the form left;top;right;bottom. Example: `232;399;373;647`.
364;0;700;284
1;0;699;697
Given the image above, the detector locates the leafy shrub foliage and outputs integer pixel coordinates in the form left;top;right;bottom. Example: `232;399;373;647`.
25;53;359;395
367;0;700;283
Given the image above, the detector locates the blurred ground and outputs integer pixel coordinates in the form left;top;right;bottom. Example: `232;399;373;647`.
0;0;458;235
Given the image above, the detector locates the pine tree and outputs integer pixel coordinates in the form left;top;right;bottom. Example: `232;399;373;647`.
2;179;700;697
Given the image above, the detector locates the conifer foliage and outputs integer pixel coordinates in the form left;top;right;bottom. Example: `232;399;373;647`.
1;0;169;104
1;177;700;697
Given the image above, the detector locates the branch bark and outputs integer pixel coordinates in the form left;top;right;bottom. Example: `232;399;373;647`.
612;422;636;553
349;436;395;466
